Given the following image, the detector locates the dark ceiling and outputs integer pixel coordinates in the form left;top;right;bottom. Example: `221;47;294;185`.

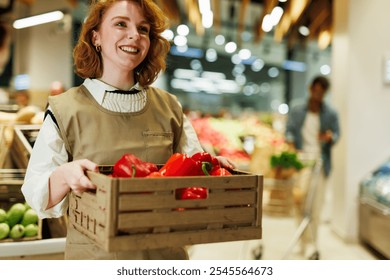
1;0;333;49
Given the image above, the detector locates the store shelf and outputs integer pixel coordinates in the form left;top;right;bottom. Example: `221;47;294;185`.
0;237;66;259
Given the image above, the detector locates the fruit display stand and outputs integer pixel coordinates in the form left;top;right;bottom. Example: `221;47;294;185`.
0;169;66;259
10;124;41;169
8;124;68;239
0;237;66;260
190;117;253;170
69;166;263;252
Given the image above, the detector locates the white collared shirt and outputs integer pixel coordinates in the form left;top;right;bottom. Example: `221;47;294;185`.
21;79;203;218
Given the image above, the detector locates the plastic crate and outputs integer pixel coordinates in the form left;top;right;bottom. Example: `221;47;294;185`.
69;166;263;252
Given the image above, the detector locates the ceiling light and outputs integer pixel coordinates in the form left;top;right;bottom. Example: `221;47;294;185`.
262;14;273;32
205;48;218;62
299;25;310;36
238;49;252;60
251;59;265;72
177;24;189;36
202;10;213;28
13;11;64;29
173;35;187;46
270;6;284;26
215;34;225;45
225;41;237;53
198;0;211;14
320;64;331;75
161;29;174;41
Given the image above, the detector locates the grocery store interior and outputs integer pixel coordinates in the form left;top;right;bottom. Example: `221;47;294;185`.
0;0;389;260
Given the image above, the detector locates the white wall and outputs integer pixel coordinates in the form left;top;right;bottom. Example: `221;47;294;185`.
13;0;73;91
331;0;390;241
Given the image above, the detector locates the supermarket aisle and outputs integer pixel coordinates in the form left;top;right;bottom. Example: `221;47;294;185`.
259;214;378;260
189;214;379;260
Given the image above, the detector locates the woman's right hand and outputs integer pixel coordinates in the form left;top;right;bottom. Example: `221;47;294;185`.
47;159;99;209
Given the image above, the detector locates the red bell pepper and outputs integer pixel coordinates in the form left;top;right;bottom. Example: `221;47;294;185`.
210;167;232;176
159;153;202;176
176;187;208;200
146;171;164;178
112;153;158;178
191;152;220;175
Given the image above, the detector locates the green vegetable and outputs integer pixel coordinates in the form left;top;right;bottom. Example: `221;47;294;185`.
270;151;304;170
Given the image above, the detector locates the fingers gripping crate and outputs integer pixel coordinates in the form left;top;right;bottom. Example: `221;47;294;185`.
69;167;263;253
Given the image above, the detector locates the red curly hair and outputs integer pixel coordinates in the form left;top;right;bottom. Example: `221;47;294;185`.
73;0;170;87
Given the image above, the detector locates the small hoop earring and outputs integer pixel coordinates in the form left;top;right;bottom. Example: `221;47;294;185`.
95;45;101;52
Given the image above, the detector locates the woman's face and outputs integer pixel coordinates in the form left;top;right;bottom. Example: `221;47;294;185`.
93;1;151;75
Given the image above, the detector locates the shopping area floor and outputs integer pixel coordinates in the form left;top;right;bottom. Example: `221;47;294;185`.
188;214;380;260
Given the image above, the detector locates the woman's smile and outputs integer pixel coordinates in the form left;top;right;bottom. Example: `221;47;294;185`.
119;46;139;54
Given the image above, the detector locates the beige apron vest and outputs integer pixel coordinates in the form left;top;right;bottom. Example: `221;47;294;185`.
48;85;188;259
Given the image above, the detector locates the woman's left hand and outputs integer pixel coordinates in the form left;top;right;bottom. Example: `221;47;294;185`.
215;156;236;170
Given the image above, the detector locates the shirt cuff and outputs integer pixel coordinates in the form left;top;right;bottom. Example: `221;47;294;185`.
24;170;68;219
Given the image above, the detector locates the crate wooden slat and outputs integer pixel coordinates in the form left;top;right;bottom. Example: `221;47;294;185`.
69;167;263;252
119;191;257;211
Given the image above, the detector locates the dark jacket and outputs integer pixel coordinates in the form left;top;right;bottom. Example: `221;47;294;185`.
285;101;340;177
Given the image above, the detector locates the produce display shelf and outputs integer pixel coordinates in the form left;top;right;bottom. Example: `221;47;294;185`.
0;237;66;258
10;124;41;169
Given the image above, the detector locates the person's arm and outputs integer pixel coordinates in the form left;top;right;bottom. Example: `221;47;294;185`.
320;109;340;145
21;114;69;218
47;159;98;209
21;110;98;218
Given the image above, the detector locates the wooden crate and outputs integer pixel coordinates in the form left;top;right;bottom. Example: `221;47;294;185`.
10;124;40;169
69;166;263;252
0;169;42;242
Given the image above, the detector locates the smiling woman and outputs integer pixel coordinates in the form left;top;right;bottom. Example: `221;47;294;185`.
21;0;234;260
73;0;170;87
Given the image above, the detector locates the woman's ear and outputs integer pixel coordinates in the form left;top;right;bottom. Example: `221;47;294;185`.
92;30;100;46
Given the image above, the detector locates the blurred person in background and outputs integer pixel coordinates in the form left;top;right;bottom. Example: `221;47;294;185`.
285;75;340;256
14;90;30;108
